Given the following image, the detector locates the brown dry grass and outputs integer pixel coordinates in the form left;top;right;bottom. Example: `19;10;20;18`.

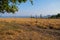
0;18;60;40
0;18;60;29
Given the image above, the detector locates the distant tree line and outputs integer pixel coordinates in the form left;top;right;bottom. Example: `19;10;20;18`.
30;13;60;19
50;13;60;18
30;14;43;18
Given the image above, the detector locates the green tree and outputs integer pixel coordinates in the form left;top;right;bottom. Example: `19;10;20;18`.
50;13;60;18
0;0;33;13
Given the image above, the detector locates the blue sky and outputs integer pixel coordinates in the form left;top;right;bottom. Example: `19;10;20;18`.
1;0;60;16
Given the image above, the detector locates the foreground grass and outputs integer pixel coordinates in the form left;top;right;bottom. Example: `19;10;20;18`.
0;18;60;40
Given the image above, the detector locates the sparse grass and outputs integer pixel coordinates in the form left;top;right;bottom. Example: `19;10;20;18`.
0;18;60;40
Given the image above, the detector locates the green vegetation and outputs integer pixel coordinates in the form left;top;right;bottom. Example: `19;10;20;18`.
0;0;33;13
50;13;60;18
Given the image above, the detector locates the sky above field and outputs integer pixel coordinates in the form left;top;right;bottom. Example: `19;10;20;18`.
1;0;60;17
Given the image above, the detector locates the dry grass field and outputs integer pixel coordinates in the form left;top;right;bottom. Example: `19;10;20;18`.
0;18;60;40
